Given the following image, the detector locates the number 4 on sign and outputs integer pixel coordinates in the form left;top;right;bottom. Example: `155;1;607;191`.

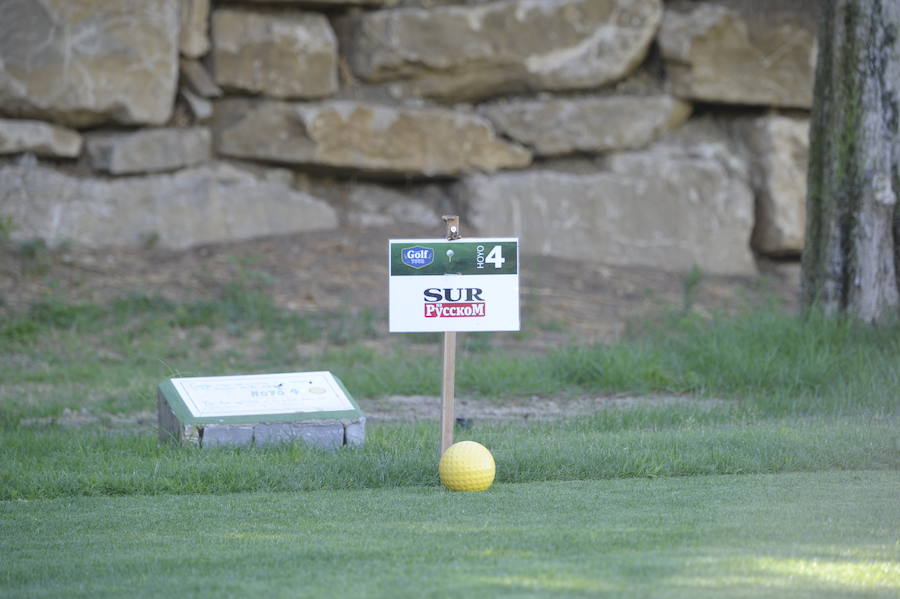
485;245;505;269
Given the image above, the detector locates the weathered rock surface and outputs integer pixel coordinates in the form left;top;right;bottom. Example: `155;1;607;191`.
215;100;531;177
0;0;180;127
0;118;82;158
0;0;814;267
231;0;397;4
339;184;445;228
737;114;809;256
212;8;338;99
461;135;756;275
180;60;223;99
659;0;817;108
295;176;448;228
180;0;210;58
342;0;664;102
180;90;214;122
480;95;691;156
86;127;212;175
0;159;338;249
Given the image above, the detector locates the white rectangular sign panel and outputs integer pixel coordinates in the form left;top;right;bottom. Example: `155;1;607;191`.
389;238;519;332
170;371;355;418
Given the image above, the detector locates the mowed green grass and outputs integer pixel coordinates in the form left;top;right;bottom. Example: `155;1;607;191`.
2;278;899;597
3;416;899;499
2;471;898;598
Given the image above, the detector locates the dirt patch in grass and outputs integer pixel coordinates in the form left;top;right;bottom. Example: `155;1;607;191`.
361;394;729;422
20;408;157;430
1;225;800;349
15;395;725;428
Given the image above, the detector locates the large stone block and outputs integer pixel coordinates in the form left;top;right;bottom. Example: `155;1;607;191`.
0;158;338;249
0;118;82;158
460;133;756;275
86;127;212;175
479;94;691;156
0;0;180;127
212;7;338;99
659;0;817;108
738;114;809;256
215;100;531;177
341;0;663;102
202;424;254;448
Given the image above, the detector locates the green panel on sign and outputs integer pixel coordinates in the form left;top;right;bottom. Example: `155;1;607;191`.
390;241;518;276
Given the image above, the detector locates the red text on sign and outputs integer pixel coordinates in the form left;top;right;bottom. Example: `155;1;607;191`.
424;302;486;318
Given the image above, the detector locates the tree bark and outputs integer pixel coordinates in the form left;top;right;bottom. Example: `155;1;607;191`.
802;0;900;323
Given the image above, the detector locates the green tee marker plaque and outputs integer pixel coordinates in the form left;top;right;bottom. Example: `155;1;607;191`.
157;371;365;449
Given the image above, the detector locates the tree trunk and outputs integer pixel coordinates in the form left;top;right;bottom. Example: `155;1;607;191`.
802;0;900;323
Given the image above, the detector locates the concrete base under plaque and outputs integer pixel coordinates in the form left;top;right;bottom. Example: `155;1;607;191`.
156;371;366;449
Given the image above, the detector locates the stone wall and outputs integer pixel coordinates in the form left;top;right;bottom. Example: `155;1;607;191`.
0;0;816;275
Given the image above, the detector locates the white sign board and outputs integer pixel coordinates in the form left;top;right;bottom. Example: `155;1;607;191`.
170;371;355;418
389;238;519;332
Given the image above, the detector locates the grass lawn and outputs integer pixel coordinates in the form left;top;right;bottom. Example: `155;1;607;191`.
1;280;899;597
2;416;898;499
2;471;898;598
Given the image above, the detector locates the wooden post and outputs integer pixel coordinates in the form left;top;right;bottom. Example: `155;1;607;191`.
440;330;456;455
440;215;460;455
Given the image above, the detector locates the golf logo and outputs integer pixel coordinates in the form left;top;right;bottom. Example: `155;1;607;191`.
400;246;434;269
423;287;486;319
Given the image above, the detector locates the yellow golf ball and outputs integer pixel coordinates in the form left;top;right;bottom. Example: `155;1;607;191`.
439;441;495;492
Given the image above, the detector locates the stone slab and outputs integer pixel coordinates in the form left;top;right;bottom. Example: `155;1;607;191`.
737;113;809;256
340;0;663;101
0;0;180;127
203;424;254;448
479;94;692;156
0;118;83;158
0;159;338;249
180;0;210;58
180;60;223;99
180;90;214;122
212;7;338;99
461;127;756;275
659;0;817;108
86;127;212;175
232;0;398;4
215;99;531;177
